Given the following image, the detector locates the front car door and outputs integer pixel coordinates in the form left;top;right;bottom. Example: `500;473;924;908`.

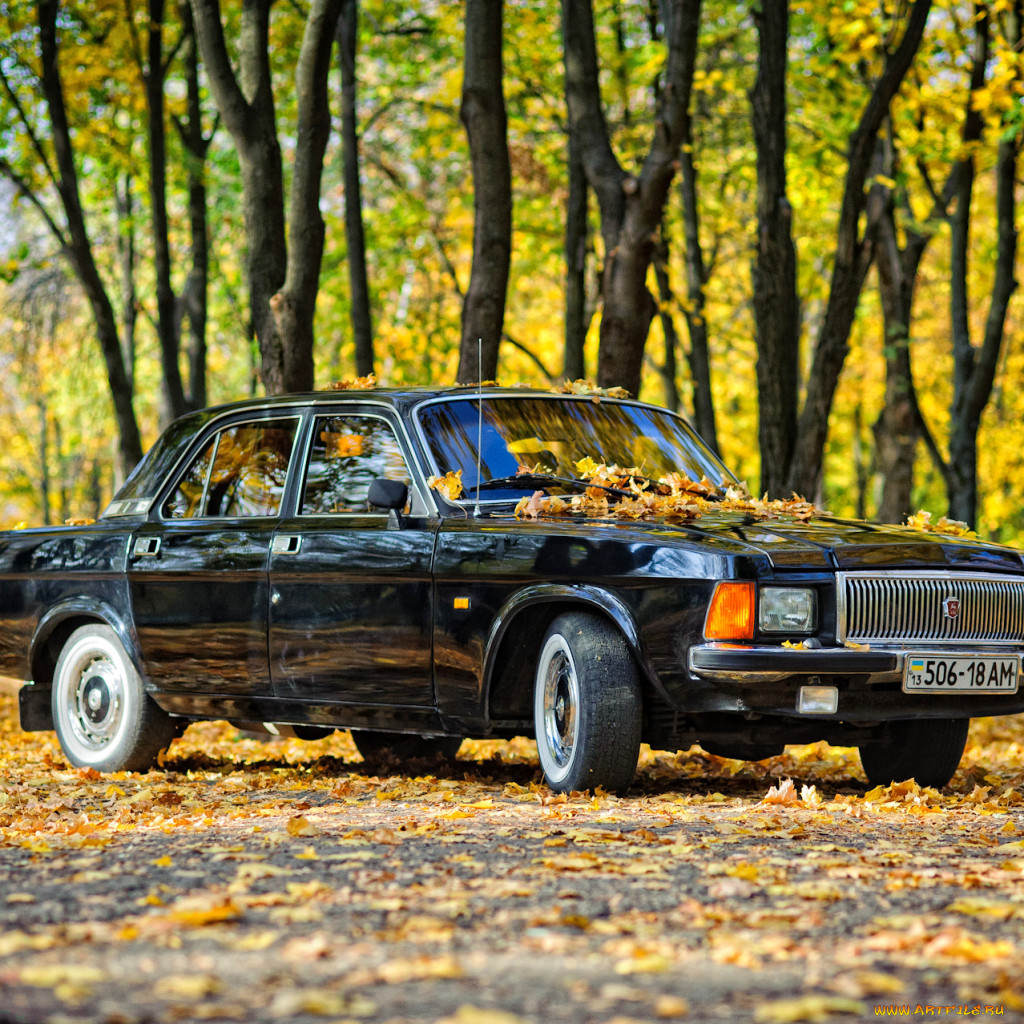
129;413;301;696
268;408;436;708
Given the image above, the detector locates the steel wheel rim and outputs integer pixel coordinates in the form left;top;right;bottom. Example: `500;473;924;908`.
62;646;126;753
540;635;580;770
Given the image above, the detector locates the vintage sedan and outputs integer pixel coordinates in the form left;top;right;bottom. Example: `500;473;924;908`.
6;385;1024;793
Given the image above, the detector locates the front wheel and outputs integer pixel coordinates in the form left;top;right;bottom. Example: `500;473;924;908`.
858;717;969;789
533;612;641;794
52;624;177;772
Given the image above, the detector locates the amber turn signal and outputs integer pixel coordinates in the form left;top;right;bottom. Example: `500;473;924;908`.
704;581;756;640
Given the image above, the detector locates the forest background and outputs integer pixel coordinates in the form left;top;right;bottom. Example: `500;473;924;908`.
1;0;1023;544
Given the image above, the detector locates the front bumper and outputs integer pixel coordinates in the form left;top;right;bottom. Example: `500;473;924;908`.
689;642;902;683
685;643;1024;721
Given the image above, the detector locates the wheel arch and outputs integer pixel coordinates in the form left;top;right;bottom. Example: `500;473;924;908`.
30;601;141;694
483;584;656;723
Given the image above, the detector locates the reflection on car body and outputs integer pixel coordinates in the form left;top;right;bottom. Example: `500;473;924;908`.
6;386;1024;793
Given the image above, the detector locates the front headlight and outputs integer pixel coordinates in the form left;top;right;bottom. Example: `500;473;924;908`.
760;587;816;633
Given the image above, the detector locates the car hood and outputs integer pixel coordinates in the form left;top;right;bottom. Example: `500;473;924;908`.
503;510;1024;574
665;512;1024;573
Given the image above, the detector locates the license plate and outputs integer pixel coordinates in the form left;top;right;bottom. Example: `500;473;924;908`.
903;655;1019;693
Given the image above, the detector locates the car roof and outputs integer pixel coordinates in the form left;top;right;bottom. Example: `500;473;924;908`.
186;384;608;417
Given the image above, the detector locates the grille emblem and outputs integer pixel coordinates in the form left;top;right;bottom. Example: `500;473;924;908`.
943;596;961;620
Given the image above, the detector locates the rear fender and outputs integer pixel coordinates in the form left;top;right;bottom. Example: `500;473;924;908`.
30;599;142;691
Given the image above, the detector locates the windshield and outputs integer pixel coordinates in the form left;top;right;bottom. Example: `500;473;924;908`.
417;395;737;502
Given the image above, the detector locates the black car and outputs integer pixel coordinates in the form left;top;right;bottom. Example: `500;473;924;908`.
7;386;1024;792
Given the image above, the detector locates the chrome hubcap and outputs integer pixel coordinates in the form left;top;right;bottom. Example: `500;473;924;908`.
541;641;579;769
67;655;124;750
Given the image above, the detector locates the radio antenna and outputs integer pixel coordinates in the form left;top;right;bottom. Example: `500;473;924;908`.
474;337;483;517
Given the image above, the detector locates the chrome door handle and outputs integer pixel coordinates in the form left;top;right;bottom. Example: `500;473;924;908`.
271;534;302;555
132;537;161;557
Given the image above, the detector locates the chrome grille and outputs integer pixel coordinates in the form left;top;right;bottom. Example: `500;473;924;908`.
837;571;1024;645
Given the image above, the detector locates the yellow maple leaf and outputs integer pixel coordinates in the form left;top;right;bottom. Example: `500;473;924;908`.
286;814;320;837
754;995;866;1022
166;897;242;926
436;1005;531;1024
760;778;800;806
428;470;464;501
20;964;108;988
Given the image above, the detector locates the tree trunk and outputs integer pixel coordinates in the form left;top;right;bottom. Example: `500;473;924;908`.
871;124;933;524
38;0;142;477
338;0;374;378
145;0;189;424
271;0;343;392
191;0;338;395
652;233;680;414
178;0;210;411
677;94;718;453
115;175;137;396
563;125;589;382
749;0;799;497
562;0;702;399
457;0;512;383
947;2;1020;528
873;211;924;523
784;0;932;499
39;400;50;527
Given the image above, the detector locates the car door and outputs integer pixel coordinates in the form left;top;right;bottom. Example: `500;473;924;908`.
128;414;301;696
268;410;436;707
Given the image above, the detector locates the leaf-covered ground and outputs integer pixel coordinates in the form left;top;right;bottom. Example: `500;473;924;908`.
2;682;1024;1023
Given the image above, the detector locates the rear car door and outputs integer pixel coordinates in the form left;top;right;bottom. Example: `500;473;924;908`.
129;414;301;695
268;409;436;707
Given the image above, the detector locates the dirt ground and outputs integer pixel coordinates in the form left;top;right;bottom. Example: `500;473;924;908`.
2;680;1024;1024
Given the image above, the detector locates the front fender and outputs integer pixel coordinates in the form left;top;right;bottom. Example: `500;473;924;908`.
481;583;668;716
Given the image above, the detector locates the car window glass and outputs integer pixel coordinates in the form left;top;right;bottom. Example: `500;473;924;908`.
418;396;737;498
162;439;215;519
301;415;411;514
163;418;299;519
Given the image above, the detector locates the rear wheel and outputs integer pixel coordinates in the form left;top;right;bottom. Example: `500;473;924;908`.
52;624;177;772
858;717;969;789
533;612;641;794
351;731;463;764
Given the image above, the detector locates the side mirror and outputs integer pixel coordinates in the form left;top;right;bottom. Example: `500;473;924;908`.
367;478;408;512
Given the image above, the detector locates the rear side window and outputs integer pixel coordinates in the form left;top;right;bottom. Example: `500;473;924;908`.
163;418;299;519
301;415;412;514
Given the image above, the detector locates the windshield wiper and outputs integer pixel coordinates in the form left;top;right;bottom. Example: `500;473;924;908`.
472;473;633;498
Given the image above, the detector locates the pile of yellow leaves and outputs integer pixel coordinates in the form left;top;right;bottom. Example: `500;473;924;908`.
514;459;822;524
551;379;632;399
904;509;977;538
320;373;378;390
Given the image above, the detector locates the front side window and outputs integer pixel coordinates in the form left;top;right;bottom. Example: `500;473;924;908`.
301;415;411;514
163;418;299;519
